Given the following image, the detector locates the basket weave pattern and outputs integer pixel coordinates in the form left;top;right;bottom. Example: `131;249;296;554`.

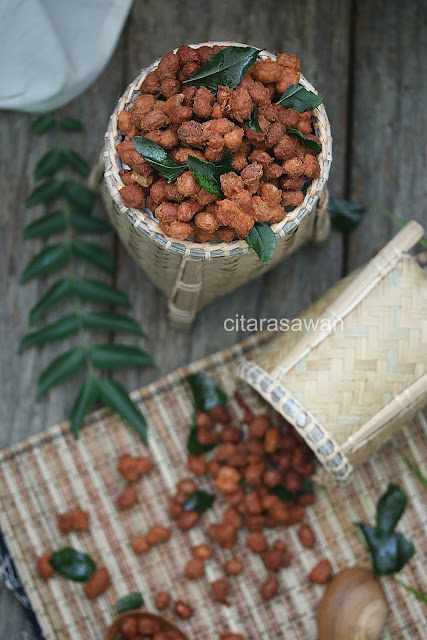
97;42;333;327
238;222;427;481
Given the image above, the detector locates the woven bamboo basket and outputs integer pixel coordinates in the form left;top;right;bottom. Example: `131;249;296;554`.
90;41;332;329
238;221;427;482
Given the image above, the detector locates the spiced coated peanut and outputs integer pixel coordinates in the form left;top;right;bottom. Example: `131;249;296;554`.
83;567;110;599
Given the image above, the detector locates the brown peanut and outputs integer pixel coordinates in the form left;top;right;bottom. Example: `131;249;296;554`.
83;567;110;599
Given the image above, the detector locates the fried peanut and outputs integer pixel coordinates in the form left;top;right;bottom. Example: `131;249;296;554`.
155;591;171;609
83;567;110;599
308;558;332;584
37;553;55;580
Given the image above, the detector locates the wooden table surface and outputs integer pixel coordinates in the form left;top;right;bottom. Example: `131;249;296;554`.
1;0;426;636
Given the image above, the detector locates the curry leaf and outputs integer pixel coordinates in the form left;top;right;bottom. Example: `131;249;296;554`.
244;221;277;265
273;479;314;503
287;128;322;153
356;484;416;577
90;344;155;370
328;198;366;233
32;115;55;134
97;378;148;444
26;180;64;207
187;419;217;456
69;211;111;234
62;149;90;177
59;117;84;131
20;244;70;283
19;314;79;352
49;548;96;582
376;484;407;534
70;371;99;438
183;490;216;513
277;84;323;112
23;210;66;239
357;524;415;576
132;136;185;183
74;278;131;307
184;45;260;96
64;180;94;212
186;372;227;412
29;278;74;324
243;103;262;132
82;311;145;336
34;150;65;180
72;241;114;274
37;347;86;399
187;152;234;195
117;593;144;614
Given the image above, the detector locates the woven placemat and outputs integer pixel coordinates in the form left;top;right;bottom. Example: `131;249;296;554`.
0;334;426;640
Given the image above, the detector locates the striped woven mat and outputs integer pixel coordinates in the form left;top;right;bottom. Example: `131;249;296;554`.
0;334;426;640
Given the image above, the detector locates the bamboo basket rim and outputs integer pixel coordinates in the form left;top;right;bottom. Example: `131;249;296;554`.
238;221;427;482
103;40;333;260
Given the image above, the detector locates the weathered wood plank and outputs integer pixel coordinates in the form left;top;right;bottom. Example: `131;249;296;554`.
114;0;350;394
347;0;427;268
0;33;126;637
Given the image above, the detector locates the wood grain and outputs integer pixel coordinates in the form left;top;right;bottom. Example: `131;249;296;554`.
1;0;425;637
346;0;427;268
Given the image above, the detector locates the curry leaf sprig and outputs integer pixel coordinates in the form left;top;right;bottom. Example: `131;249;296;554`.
357;484;426;603
21;113;154;443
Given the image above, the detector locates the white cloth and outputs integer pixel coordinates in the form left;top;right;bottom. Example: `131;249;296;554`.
0;0;133;113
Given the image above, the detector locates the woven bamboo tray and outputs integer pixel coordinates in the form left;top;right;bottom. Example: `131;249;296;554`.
1;335;426;640
90;41;332;329
238;221;427;482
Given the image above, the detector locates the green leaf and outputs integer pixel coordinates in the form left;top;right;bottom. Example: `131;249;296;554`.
243;103;262;132
20;243;69;283
69;211;111;234
375;203;427;249
357;523;415;576
183;490;216;513
97;378;148;444
396;450;427;488
59;117;84;132
64;180;94;212
393;576;427;604
29;278;74;324
184;45;260;96
32;115;55;135
187;152;234;195
132;136;186;183
26;180;64;207
186;372;227;412
328;198;366;233
90;344;154;370
70;371;99;438
74;278;131;307
72;241;114;274
244;221;277;265
19;314;79;352
116;593;144;614
376;484;407;534
62;149;90;177
37;347;86;400
187;419;217;456
82;311;145;336
276;84;323;112
23;210;66;239
34;150;65;180
272;478;314;503
287;128;322;153
49;548;96;582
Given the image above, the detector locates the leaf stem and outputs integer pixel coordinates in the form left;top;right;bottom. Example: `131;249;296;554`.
392;576;427;604
53;113;96;376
